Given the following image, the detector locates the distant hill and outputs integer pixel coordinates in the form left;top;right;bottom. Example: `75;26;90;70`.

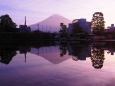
30;14;71;32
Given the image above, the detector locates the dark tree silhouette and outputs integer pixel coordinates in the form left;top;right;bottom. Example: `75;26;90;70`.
59;23;67;37
0;14;18;32
91;12;105;35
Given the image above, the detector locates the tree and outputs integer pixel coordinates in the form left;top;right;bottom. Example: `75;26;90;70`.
91;12;105;35
59;23;67;37
0;14;18;32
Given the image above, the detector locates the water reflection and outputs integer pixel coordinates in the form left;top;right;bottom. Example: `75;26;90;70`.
67;42;91;61
0;41;115;69
59;42;67;57
0;47;17;64
19;47;31;63
91;43;105;69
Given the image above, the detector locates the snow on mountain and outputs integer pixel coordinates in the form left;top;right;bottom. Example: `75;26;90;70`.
30;14;71;32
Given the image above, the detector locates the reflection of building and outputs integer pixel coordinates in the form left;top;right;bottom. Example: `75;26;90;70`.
67;43;91;61
108;49;114;55
19;16;31;32
19;47;31;63
78;46;91;60
107;48;115;55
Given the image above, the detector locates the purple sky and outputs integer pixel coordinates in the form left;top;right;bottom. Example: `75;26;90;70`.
0;0;115;27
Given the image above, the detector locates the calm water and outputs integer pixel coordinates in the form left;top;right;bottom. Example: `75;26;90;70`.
0;41;115;86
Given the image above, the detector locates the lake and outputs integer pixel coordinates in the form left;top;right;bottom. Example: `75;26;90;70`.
0;41;115;86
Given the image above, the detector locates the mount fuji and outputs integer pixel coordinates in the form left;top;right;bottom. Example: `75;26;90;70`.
30;14;71;32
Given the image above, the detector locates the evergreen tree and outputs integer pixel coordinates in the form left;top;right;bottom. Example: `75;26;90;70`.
91;12;105;35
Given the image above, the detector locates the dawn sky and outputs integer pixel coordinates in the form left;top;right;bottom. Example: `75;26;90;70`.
0;0;115;28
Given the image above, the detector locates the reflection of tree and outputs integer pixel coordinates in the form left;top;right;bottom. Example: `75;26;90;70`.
59;43;67;57
91;45;105;69
0;48;17;64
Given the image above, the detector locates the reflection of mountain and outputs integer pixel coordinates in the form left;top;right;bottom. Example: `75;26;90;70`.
30;14;71;32
30;46;71;64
